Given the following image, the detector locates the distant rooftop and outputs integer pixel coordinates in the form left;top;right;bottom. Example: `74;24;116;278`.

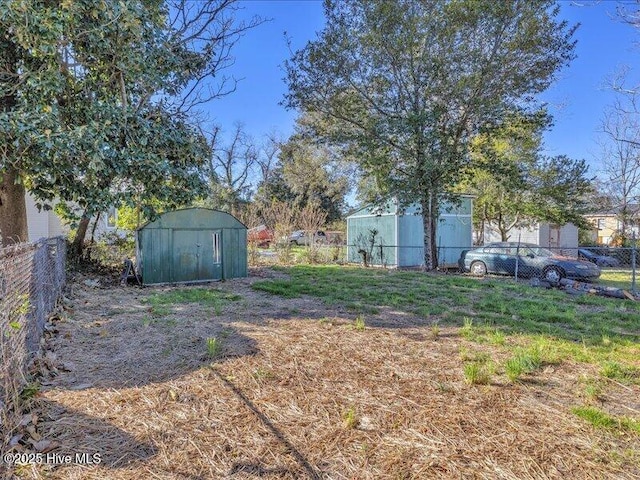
586;204;640;216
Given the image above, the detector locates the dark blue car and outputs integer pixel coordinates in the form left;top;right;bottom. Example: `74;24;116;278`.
577;248;621;267
458;242;601;282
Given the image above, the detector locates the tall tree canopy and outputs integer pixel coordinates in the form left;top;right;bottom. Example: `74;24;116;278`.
254;114;353;223
285;0;576;268
0;0;258;247
460;113;592;242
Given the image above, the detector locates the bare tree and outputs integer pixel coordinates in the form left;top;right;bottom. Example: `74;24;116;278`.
600;71;640;242
297;202;328;263
262;200;298;264
232;202;262;229
256;130;283;185
166;0;264;113
232;202;263;265
205;123;257;211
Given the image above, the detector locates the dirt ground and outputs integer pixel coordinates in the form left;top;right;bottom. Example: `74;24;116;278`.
8;267;640;479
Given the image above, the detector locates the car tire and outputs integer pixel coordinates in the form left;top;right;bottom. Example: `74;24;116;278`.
542;266;563;284
470;261;487;276
290;240;298;246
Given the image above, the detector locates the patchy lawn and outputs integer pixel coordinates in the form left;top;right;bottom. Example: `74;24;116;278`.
10;266;640;479
599;268;639;291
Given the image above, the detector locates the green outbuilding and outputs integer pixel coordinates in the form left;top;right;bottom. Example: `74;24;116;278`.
136;208;247;285
346;197;473;268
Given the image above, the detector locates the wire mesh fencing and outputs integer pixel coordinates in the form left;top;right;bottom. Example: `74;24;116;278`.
254;240;639;292
345;244;469;269
0;237;66;449
459;243;639;292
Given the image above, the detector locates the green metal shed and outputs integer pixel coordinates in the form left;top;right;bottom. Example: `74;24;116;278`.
346;197;473;268
136;208;247;285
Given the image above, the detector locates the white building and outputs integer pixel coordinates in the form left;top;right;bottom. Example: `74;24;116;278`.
25;193;119;242
484;222;579;254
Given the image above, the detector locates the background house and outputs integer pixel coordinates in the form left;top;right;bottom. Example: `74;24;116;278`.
483;222;579;253
25;193;122;242
583;206;640;245
346;197;473;268
136;207;247;284
25;193;65;242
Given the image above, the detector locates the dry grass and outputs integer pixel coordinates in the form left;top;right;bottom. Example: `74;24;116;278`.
7;267;640;479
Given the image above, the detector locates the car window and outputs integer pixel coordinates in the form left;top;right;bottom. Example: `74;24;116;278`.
485;247;509;254
530;247;553;257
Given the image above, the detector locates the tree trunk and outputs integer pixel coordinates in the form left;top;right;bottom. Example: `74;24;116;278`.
84;212;102;261
500;226;509;242
421;192;438;270
0;166;28;246
0;36;28;246
70;213;91;257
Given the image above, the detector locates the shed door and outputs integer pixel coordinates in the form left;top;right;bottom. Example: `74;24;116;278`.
172;229;221;282
548;224;560;249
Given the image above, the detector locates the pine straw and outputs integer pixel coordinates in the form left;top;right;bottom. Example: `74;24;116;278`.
10;269;640;479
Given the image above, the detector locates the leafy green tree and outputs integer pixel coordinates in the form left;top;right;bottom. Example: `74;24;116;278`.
524;155;593;228
285;0;576;268
254;115;352;223
254;165;298;210
0;0;259;249
461;113;587;240
461;112;593;242
278;133;350;223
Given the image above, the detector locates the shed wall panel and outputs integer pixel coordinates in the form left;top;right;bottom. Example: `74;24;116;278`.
483;222;578;252
347;199;473;268
346;215;396;265
398;215;424;267
137;208;247;284
222;228;248;279
559;224;579;251
140;228;172;285
437;216;473;267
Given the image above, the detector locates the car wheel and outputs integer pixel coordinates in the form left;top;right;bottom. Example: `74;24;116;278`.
470;261;487;276
542;266;563;283
290;240;298;246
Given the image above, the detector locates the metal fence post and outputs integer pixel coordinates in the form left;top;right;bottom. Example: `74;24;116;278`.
632;232;637;294
514;233;521;282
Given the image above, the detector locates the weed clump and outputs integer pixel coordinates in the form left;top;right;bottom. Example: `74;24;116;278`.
343;407;359;429
206;337;223;359
504;347;543;383
463;362;492;385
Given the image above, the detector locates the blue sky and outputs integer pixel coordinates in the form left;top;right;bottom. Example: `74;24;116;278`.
205;1;325;141
208;0;640;177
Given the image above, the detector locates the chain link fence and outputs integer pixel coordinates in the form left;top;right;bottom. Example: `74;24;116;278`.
458;243;639;292
346;244;468;269
255;241;639;292
0;237;66;449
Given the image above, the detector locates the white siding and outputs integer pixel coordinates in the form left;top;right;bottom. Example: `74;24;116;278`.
558;223;579;252
25;193;65;242
484;223;539;244
483;221;579;252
